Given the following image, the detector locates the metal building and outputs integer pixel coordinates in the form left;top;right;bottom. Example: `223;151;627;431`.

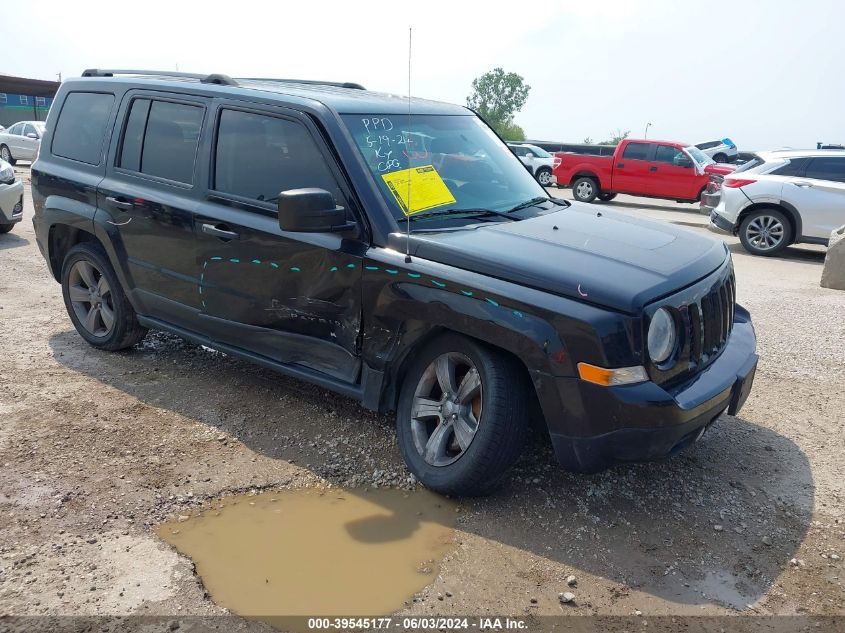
0;75;60;128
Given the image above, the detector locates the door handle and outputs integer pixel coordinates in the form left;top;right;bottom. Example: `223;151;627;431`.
105;196;134;210
790;181;813;188
617;163;625;168
201;223;240;240
649;166;658;172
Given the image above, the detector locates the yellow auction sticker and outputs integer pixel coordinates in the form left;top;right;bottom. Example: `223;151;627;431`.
381;165;456;216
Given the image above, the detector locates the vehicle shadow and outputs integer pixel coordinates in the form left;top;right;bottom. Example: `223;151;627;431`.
48;329;813;610
0;231;30;250
603;199;700;214
727;241;827;264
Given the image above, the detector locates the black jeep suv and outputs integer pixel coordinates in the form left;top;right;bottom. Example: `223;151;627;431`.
31;69;758;495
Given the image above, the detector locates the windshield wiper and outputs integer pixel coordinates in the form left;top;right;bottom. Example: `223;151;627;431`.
407;208;517;222
507;196;554;213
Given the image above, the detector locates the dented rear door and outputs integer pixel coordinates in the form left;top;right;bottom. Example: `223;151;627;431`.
193;100;364;383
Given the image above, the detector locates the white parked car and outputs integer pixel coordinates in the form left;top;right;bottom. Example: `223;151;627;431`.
695;138;738;163
710;150;845;256
507;143;559;186
0;159;24;234
0;121;46;164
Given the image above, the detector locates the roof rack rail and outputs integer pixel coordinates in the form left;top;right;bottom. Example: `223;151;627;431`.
81;69;238;86
239;78;366;90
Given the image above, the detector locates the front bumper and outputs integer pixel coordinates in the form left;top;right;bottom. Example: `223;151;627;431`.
545;309;757;472
0;180;24;225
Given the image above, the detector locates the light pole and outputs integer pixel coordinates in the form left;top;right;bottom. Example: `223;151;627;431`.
644;122;652;139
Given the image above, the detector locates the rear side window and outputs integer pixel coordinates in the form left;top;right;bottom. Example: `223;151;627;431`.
51;92;115;165
769;157;808;177
805;156;845;183
118;98;204;184
622;142;651;161
213;109;341;204
696;141;720;150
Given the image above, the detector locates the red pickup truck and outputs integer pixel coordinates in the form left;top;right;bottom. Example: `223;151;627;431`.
553;139;735;204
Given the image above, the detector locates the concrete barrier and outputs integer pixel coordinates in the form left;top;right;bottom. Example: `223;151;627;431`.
820;224;845;290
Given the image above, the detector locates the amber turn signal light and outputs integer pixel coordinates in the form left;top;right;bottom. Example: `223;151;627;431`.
577;362;648;386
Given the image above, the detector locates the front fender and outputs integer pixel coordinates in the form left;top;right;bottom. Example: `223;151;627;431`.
360;247;638;411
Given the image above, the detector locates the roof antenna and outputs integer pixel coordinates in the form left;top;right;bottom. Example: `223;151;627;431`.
405;26;413;264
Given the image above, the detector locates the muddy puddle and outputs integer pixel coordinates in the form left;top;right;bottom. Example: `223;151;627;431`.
156;488;457;619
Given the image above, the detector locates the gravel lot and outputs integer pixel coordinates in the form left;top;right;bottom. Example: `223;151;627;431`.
1;167;843;626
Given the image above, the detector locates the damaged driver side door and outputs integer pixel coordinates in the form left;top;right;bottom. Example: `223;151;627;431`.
194;103;363;383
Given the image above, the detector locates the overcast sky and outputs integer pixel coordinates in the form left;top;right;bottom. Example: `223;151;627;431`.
2;0;841;150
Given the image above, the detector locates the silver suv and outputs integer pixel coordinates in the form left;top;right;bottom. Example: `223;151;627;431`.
710;150;845;256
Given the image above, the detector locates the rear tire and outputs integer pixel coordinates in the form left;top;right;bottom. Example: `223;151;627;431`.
0;223;13;234
739;209;792;256
571;177;598;203
597;192;617;202
61;242;148;351
396;333;528;496
0;145;15;165
535;167;553;186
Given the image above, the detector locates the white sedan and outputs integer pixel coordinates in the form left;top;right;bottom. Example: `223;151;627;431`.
507;143;559;186
0;121;45;164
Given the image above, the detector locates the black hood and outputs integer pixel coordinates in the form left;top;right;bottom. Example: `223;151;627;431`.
391;205;729;313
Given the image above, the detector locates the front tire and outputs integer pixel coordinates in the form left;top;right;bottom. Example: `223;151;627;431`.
0;145;15;165
739;209;792;256
396;334;528;496
61;242;148;351
571;177;598;203
713;153;728;163
535;167;553;186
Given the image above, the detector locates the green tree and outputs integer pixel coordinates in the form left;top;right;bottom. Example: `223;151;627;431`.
467;68;531;140
598;129;630;146
496;121;526;141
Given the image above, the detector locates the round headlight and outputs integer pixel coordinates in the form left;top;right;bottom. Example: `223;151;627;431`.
647;308;677;365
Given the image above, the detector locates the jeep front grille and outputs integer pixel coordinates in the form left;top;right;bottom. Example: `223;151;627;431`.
646;262;736;386
688;272;735;364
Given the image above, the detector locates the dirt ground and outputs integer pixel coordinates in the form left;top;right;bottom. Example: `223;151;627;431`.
1;166;843;628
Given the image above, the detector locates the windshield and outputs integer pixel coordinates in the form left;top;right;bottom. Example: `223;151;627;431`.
525;144;551;158
342;114;548;223
685;146;714;167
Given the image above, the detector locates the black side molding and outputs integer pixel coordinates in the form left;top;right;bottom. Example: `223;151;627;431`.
136;315;364;402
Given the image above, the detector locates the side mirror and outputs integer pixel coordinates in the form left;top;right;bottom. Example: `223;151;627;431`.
26;132;38;139
525;152;534;158
277;188;354;233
